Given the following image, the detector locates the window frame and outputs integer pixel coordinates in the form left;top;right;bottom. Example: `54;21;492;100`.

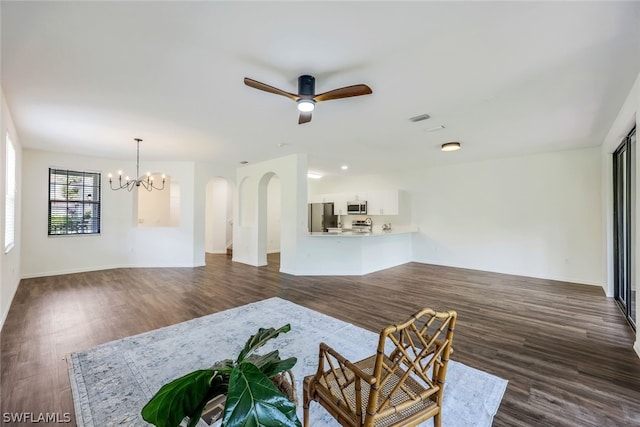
4;132;16;253
48;168;102;236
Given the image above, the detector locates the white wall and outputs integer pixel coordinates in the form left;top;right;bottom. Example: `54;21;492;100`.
0;87;22;329
409;149;603;285
600;71;639;357
137;175;173;227
20;149;197;277
310;147;603;286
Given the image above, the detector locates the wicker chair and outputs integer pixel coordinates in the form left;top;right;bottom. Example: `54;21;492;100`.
303;308;457;427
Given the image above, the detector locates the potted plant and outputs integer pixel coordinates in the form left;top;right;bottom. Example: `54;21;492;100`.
141;324;301;427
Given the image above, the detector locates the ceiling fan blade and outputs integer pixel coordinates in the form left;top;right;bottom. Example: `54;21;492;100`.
313;84;372;102
244;77;299;102
299;111;312;124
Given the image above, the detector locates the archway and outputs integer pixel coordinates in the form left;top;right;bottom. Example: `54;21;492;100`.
257;172;281;267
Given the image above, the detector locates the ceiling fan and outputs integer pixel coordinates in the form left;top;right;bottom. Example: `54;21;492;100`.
244;75;372;124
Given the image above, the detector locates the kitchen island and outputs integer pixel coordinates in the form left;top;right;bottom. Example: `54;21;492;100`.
298;228;418;275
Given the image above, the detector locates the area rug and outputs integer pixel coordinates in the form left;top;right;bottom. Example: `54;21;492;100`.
67;297;507;427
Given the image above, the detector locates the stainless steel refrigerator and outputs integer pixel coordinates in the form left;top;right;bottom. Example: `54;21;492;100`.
308;203;338;232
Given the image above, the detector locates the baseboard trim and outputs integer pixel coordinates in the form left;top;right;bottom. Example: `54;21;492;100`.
21;265;128;279
0;279;20;332
20;262;200;279
411;259;605;290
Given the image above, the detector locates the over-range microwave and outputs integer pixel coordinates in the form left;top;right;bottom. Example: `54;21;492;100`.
347;201;367;215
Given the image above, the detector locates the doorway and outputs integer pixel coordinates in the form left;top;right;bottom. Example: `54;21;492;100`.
205;177;233;256
613;126;636;330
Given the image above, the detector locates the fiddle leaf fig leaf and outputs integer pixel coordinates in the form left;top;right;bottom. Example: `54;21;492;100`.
141;369;226;427
222;362;301;427
236;324;291;363
245;352;297;378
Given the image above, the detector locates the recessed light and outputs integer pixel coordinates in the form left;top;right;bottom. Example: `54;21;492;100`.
277;142;288;148
441;142;461;152
341;165;348;170
307;172;323;179
409;114;431;122
239;160;249;164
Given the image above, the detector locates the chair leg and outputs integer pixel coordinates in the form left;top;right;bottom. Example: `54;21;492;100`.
303;400;310;427
434;412;441;427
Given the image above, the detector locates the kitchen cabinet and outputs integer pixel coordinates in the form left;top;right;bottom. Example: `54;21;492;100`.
309;194;332;203
308;193;346;215
310;190;403;215
332;193;348;215
366;190;400;215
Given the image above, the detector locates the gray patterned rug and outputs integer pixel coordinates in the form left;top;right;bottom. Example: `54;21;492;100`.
67;297;507;427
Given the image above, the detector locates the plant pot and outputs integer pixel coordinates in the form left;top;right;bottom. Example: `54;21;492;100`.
199;370;297;426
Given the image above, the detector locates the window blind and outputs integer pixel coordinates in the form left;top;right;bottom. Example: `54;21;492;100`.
48;168;101;235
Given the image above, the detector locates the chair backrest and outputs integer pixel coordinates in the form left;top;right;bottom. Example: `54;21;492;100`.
365;308;457;422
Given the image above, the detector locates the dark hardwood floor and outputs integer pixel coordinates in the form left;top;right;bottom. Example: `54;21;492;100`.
2;253;639;426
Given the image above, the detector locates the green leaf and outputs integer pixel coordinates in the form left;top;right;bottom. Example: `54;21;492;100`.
222;362;301;427
245;352;297;377
245;351;280;370
236;324;291;363
141;370;227;427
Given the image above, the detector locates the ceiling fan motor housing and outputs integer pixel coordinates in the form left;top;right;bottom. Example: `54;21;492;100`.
298;75;315;97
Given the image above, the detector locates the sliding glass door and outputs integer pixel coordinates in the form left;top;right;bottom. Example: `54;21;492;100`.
613;126;636;330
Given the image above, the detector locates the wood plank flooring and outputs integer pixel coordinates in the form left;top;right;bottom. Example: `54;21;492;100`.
2;254;639;426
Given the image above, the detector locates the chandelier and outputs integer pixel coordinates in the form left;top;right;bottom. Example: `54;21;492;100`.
108;138;165;192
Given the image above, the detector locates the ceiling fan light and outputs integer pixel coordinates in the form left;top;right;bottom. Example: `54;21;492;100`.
441;142;461;152
297;99;315;112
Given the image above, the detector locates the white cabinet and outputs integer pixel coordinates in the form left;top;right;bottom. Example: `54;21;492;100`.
310;190;402;215
309;193;332;203
366;190;400;215
332;193;348;215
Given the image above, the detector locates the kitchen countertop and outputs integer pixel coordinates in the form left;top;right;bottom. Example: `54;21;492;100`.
308;228;418;237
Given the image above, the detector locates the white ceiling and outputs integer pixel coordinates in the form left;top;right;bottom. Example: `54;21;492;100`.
2;1;639;177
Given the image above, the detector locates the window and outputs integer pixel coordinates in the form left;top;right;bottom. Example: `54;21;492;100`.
4;133;16;252
48;168;101;235
613;126;636;331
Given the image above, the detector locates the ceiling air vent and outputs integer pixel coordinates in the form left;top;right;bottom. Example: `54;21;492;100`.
409;114;430;122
